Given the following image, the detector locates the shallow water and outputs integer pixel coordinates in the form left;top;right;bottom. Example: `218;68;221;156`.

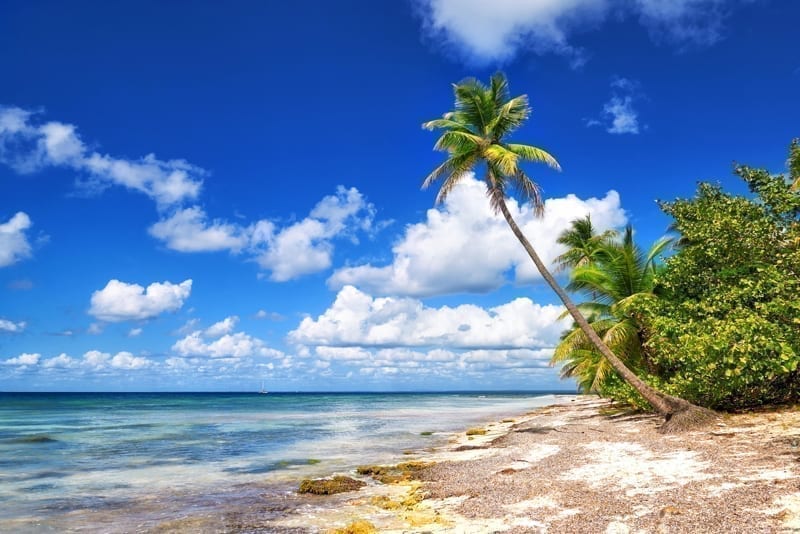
0;391;566;532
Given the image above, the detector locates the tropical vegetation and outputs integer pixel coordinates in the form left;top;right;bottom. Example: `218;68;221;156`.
554;139;800;411
552;223;670;407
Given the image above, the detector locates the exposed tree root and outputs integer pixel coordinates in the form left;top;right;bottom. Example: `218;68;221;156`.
658;398;719;433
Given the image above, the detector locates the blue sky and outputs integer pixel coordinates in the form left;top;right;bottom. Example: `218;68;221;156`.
1;0;797;392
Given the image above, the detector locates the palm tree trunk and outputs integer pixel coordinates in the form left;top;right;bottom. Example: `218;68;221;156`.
490;187;715;431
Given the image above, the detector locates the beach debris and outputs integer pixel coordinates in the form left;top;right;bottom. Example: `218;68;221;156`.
330;519;377;534
356;461;431;484
298;475;366;495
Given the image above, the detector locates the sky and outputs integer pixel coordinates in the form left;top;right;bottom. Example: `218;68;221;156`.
1;0;798;392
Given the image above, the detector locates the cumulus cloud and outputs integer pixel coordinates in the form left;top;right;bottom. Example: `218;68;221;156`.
42;353;77;369
3;353;40;366
0;317;26;333
588;78;644;135
0;212;33;267
89;279;192;322
329;175;626;297
415;0;747;64
288;285;572;381
37;350;154;370
290;285;569;350
148;206;249;252
203;316;239;338
82;350;153;370
0;106;202;207
172;318;285;359
150;185;379;281
416;0;603;65
310;346;556;380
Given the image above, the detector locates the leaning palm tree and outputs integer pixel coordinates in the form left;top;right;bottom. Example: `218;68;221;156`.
422;73;713;431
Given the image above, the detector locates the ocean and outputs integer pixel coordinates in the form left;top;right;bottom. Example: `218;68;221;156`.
0;391;568;532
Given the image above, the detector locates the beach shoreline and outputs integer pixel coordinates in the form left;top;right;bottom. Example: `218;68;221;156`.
267;396;800;533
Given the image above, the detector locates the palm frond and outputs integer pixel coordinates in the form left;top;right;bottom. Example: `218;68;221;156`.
556;302;611;321
643;236;673;273
487;96;530;139
484;144;519;176
489;72;510;109
433;131;483;153
421;152;477;191
436;169;472;204
453;78;492;134
506;143;561;171
421;117;472;133
513;169;544;217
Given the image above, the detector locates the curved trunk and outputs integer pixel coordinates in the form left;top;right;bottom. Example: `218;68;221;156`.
490;187;714;430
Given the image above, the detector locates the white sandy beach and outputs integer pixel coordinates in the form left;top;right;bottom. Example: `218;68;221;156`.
267;396;800;533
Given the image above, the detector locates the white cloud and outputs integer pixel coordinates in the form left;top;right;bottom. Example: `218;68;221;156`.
89;279;192;322
148;206;248;252
172;320;284;359
3;353;40;366
416;0;604;65
329;175;626;297
311;346;556;379
0;212;33;267
0;317;26;333
87;322;104;335
42;353;76;368
604;96;640;134
290;285;569;352
128;327;143;337
82;350;153;370
32;350;154;371
0;106;203;207
635;0;732;47
415;0;745;65
588;77;643;135
250;186;377;281
149;185;378;281
204;316;239;338
255;309;283;321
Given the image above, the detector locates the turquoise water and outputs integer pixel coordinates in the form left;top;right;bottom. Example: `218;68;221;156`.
0;391;567;532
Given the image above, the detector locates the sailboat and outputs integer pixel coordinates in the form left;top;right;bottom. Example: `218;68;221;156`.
259;381;268;394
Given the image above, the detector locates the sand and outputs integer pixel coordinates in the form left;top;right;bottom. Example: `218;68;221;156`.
271;396;800;533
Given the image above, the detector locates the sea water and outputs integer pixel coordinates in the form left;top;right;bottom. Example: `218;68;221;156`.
0;391;567;532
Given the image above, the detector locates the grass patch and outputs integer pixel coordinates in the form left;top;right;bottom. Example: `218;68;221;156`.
420;431;433;436
298;475;366;495
501;419;515;423
465;428;487;436
307;458;321;465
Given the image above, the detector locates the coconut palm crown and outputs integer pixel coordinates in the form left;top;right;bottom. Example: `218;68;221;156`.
422;73;560;213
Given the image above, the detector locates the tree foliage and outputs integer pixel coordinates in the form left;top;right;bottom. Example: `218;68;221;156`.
552;141;800;412
644;142;800;409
